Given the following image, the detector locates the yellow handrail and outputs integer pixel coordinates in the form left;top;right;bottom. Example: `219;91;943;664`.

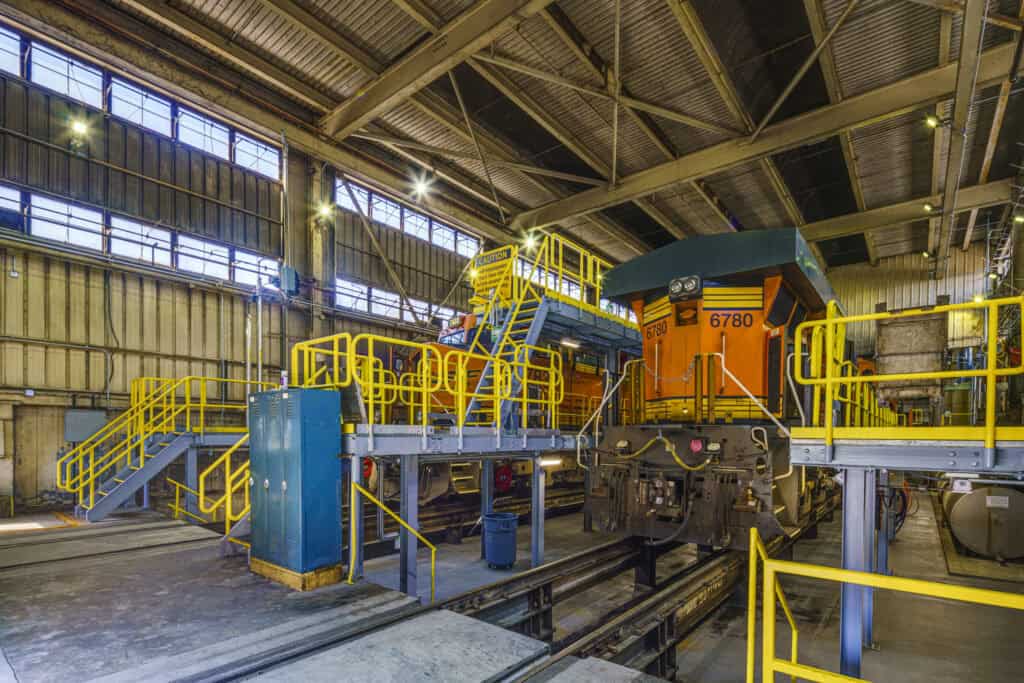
747;527;799;683
794;296;1024;447
57;376;272;512
166;478;211;525
747;526;1024;682
348;480;437;603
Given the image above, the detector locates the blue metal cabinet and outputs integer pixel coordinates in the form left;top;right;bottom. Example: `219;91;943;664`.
249;389;342;575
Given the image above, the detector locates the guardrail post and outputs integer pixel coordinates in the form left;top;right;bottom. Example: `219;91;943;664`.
984;300;998;468
400;454;419;599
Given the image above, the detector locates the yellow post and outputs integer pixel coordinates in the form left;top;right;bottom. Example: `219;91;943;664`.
762;561;777;683
747;527;759;683
985;300;998;452
824;301;838;445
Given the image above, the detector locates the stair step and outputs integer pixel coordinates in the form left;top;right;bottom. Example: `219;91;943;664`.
114;478;126;484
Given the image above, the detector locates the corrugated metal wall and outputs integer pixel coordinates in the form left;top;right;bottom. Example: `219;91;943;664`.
0;245;283;399
829;243;987;355
1;76;282;256
335;210;472;311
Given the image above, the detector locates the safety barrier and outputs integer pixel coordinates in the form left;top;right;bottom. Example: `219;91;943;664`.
746;527;1024;682
290;332;561;433
56;376;271;513
794;297;1024;448
470;230;638;332
349;480;436;603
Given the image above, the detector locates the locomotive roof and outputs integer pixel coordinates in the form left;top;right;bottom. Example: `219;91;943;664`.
602;228;838;310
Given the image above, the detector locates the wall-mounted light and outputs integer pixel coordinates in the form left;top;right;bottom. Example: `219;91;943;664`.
469;268;479;279
1014;215;1024;224
922;250;930;259
923;202;935;213
973;294;985;304
70;119;88;137
925;115;950;129
317;204;334;219
560;337;580;349
539;457;562;468
523;233;537;250
413;176;431;198
988;272;999;280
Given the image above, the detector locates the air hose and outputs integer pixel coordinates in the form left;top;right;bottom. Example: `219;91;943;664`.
617;435;711;472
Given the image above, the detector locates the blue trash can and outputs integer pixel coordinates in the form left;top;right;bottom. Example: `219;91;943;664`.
483;512;518;569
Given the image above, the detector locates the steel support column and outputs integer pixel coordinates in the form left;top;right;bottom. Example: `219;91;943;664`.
531;454;545;568
400;454;420;598
350;455;364;580
481;458;494;559
877;470;891;579
862;468;878;648
840;467;875;677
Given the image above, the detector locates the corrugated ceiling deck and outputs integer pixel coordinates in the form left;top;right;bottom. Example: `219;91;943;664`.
851;109;935;209
703;161;791;230
823;0;941;98
164;0;368;100
556;0;735;156
656;184;738;236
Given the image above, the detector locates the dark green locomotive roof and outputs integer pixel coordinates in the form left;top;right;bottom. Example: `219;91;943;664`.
602;228;839;311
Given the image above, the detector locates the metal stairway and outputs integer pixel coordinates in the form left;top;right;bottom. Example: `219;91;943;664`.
79;432;193;521
465;290;550;429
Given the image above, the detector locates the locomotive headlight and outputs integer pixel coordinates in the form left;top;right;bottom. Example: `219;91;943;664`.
668;275;702;301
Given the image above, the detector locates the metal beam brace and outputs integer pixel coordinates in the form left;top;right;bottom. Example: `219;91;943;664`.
935;0;987;263
751;0;860;141
448;71;506;224
511;40;1021;231
907;0;1023;31
962;1;1024;250
801;179;1013;242
802;0;876;264
351;132;605;185
320;0;555;139
471;53;737;136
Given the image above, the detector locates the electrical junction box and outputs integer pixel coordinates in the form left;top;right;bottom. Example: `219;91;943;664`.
248;388;343;590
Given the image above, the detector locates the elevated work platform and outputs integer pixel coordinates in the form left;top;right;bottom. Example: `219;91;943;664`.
790;295;1024;474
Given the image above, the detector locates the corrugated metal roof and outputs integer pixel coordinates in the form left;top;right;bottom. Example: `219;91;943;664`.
829;242;987;353
103;0;1015;266
850;108;935;209
823;0;941;98
703;161;792;230
162;0;370;99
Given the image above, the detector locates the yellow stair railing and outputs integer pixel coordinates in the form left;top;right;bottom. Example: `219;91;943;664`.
57;376;270;514
167;432;251;545
746;527;1024;682
348;480;437;603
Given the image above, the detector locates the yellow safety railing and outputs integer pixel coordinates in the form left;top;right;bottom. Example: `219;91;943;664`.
834;362;899;428
348;480;436;603
559;392;603;429
166;479;210;525
441;348;512;429
794;296;1024;449
746;527;1024;682
469;230;638;333
56;376;271;513
290;331;561;433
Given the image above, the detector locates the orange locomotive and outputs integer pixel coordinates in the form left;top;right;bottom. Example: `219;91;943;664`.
589;229;837;550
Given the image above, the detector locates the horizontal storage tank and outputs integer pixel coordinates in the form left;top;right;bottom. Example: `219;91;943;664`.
942;486;1024;560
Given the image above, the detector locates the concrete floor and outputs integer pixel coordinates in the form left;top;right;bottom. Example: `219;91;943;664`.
676;494;1024;682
